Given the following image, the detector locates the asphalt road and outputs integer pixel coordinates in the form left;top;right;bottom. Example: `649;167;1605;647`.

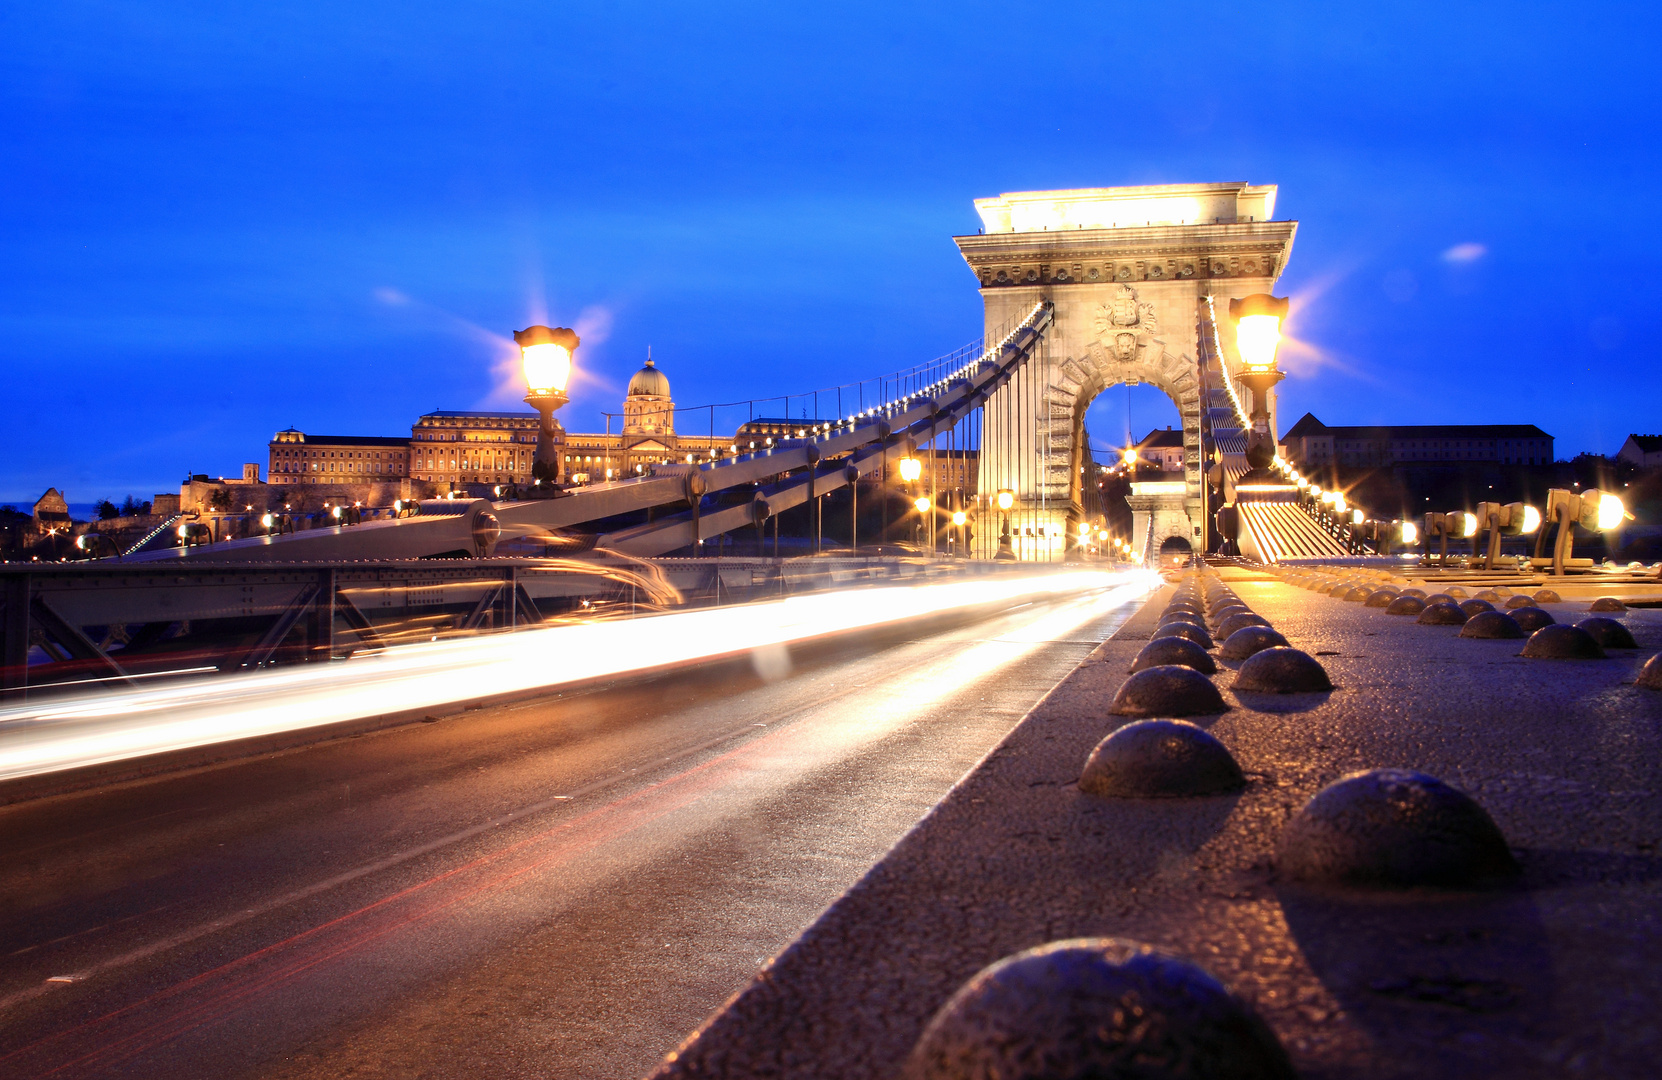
0;587;1140;1080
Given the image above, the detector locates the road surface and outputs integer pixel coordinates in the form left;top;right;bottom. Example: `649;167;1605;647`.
0;587;1139;1079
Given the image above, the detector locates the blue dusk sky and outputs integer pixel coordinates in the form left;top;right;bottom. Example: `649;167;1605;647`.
1;2;1657;503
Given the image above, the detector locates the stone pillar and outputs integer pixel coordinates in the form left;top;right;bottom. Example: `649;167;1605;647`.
1126;481;1193;562
955;184;1297;560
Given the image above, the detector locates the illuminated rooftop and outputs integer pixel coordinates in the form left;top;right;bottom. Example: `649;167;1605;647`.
973;182;1278;234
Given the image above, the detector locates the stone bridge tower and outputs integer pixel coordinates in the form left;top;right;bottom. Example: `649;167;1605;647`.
955;183;1297;559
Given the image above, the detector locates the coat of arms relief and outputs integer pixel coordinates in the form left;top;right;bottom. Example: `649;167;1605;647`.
1092;284;1161;362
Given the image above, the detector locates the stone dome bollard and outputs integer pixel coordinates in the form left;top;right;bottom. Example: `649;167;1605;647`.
1384;595;1426;616
1078;720;1244;798
907;939;1295;1080
1131;637;1218;675
1110;666;1228;717
1232;647;1333;693
1277;769;1518;888
1216;612;1270;639
1576;617;1638;649
1520;624;1606;659
1459;611;1524;639
1416;602;1468;626
1219;625;1290;661
1155;621;1214;650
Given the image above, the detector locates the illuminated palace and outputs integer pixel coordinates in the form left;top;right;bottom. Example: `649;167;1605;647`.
267;356;727;488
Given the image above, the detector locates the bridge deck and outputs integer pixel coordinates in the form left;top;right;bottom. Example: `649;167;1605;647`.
653;567;1662;1079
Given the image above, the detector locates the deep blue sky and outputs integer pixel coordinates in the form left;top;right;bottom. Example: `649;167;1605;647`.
2;2;1657;503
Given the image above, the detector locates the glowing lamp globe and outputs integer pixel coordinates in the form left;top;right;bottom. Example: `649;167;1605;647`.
914;496;931;514
898;457;923;483
996;488;1014;512
1227;294;1290;372
514;325;580;395
952;510;967;527
1594;491;1627;531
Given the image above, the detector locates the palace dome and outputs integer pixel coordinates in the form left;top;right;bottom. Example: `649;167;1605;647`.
627;358;670;398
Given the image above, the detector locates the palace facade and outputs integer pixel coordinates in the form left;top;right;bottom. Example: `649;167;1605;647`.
269;356;726;489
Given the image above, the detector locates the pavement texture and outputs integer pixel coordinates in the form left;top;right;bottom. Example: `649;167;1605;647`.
0;591;1140;1080
653;567;1662;1080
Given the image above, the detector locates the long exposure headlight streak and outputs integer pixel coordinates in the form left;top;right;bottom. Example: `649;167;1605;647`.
0;569;1157;782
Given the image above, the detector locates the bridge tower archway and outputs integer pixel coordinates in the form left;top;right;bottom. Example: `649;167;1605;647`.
954;183;1298;559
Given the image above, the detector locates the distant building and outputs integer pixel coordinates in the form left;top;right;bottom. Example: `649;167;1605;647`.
1617;434;1662;469
1133;427;1185;472
266;355;738;491
912;448;977;493
269;430;410;485
408;412;537;486
1280;413;1553;469
32;488;71;534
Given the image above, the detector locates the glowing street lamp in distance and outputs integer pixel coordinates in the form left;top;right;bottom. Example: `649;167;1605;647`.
898;457;923;484
996;489;1015;512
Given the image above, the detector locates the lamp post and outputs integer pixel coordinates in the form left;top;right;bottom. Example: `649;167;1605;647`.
898;455;923;550
516;324;578;490
1227;294;1290;479
995;488;1016;560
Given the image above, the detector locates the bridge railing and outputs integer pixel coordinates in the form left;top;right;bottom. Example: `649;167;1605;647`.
127;303;1056;565
597;314;1030;463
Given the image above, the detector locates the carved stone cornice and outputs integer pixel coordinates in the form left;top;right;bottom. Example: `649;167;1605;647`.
953;220;1298;288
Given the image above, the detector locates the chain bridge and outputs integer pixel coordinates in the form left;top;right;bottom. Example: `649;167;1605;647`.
4;182;1370;695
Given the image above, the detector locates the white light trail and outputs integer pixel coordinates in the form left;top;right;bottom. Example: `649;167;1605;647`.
0;568;1157;782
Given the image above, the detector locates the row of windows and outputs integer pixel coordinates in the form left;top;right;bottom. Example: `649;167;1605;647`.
414;432;536;443
272;461;402;474
271;449;405;461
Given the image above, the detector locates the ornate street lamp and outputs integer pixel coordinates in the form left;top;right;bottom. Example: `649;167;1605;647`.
516;324;579;489
1228;294;1290;478
995;488;1016;560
